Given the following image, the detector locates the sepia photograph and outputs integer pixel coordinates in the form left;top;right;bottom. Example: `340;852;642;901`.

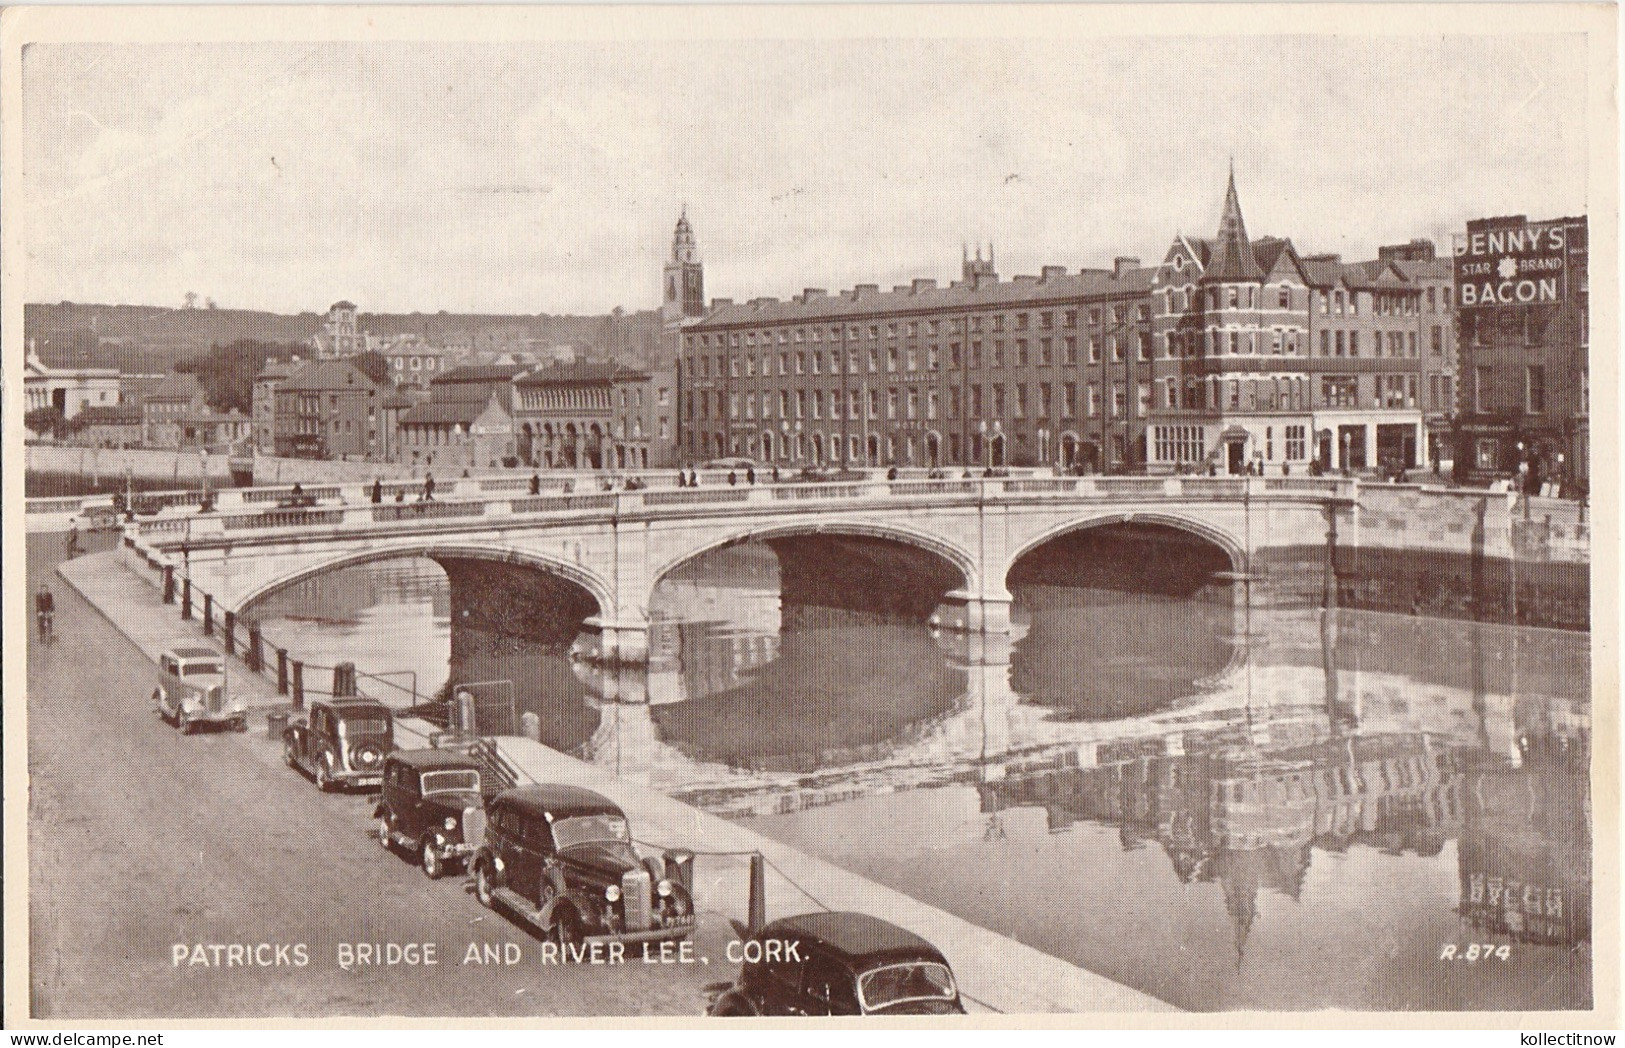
2;3;1615;1028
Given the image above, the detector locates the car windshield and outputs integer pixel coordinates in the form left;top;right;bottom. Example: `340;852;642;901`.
551;814;629;851
856;963;957;1012
337;716;389;737
421;770;480;795
182;662;223;676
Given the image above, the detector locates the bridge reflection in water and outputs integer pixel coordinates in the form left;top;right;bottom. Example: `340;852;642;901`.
247;543;1590;1012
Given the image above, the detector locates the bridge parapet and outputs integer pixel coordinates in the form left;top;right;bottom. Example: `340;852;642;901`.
127;474;1364;549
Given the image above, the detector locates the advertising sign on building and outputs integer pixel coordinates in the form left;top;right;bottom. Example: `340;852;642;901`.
1453;217;1571;310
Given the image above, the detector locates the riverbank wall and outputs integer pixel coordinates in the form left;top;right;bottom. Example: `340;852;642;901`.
1259;485;1590;631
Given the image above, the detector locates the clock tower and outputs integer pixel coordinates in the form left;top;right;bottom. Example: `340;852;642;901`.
662;209;705;324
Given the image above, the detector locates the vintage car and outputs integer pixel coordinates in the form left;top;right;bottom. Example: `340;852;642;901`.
282;697;394;791
374;748;486;879
707;912;965;1016
152;645;248;734
470;784;695;948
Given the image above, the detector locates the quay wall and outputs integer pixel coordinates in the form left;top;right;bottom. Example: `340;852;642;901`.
1258;485;1590;631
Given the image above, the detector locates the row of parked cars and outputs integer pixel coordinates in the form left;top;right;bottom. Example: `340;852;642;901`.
155;648;966;1015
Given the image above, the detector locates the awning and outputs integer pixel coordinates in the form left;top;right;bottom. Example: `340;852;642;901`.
1219;426;1250;442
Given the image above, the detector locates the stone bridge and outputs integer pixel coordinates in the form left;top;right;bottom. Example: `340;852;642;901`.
121;474;1369;663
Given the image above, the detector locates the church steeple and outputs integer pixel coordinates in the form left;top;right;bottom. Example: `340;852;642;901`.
663;209;705;324
1203;163;1264;283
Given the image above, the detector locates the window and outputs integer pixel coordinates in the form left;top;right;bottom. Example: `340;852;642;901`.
1063;382;1076;417
1335;331;1346;357
1138;333;1152;361
1278;286;1291;308
992;384;1006;417
1137;382;1150;418
949;387;961;418
1526;365;1546;414
991;342;1004;368
1038;382;1052;419
1320;330;1330;356
1285;424;1306;461
971;385;983;417
1111;383;1126;418
1349;331;1360;357
1015;340;1028;367
811;351;822;374
1475;365;1492;413
1154;424;1207;463
1087;383;1099;417
1088;336;1100;364
1014;384;1026;418
1322;376;1359;408
887;347;898;372
1111;337;1122;362
1408;332;1417;357
1432;326;1443;355
927;389;939;420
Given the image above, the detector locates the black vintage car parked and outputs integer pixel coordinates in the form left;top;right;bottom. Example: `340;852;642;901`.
470;784;694;949
282;698;394;791
373;749;486;879
707;912;965;1016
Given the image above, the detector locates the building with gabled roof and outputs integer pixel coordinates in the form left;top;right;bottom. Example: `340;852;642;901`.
678;169;1460;477
395;391;513;470
272;357;384;459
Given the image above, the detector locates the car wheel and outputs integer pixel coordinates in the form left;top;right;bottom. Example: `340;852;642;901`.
282;738;297;768
549;907;583;952
420;839;445;880
710;994;757;1017
316;757;335;792
376;816;393;851
473;861;497;908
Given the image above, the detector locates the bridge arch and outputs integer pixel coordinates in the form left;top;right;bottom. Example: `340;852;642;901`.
233;541;615;620
648;518;980;599
1006;510;1246;579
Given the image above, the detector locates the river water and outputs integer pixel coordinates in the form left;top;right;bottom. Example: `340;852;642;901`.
249;547;1592;1012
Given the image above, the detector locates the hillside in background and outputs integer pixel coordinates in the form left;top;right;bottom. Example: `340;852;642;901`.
23;301;666;372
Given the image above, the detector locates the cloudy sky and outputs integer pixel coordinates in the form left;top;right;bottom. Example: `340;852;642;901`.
21;29;1592;316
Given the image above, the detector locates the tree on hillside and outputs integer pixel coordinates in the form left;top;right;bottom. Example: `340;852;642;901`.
177;339;304;415
352;350;392;387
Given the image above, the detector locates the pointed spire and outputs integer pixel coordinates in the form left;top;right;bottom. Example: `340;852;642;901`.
988;242;995;266
963;242;969;264
1203;164;1263;284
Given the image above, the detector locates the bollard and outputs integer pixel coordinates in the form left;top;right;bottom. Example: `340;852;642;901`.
162;565;175;605
181;577;193;620
333;661;357;698
291;660;305;710
520;711;541;742
223;611;235;656
455;688;477;736
266;709;289;741
664;849;695;898
247;626;262;672
747;852;767;935
276;649;289;695
203;594;214;636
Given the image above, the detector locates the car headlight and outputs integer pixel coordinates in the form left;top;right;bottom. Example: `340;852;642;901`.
443;816;457;830
604;884;621;902
656;879;673;897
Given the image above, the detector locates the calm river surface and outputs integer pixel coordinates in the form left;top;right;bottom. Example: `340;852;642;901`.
250;547;1591;1011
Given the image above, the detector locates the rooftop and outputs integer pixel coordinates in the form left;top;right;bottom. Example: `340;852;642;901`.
516;360;648;385
689;267;1156;329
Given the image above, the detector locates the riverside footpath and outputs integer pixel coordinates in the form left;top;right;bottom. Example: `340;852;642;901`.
54;547;1171;1016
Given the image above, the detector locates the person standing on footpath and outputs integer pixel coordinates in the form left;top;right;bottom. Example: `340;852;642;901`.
371;478;383;504
423;473;436;501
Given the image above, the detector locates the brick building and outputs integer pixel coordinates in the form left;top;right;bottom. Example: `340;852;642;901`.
252;359;301;453
273;358;384;459
679;171;1457;475
1452;215;1588;492
141;371;207;449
